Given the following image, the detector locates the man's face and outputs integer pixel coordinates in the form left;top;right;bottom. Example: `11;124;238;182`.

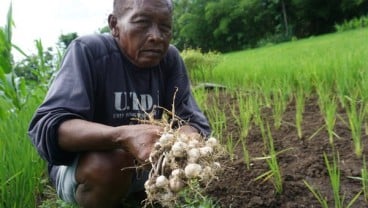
112;0;172;68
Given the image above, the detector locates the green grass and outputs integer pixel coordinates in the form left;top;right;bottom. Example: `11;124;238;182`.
0;95;46;207
210;28;368;91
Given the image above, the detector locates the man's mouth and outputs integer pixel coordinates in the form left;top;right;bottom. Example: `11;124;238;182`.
140;49;163;56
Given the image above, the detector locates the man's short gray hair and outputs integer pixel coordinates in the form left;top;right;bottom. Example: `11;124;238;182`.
113;0;173;17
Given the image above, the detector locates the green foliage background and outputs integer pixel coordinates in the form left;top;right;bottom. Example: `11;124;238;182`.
172;0;368;52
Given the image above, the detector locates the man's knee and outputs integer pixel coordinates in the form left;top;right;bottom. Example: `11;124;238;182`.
76;149;134;183
75;149;136;207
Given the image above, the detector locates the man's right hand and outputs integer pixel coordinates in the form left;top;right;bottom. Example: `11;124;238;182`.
114;124;163;163
58;119;162;163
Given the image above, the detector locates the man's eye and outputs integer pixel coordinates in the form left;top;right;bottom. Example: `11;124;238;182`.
135;20;150;25
160;24;171;32
161;24;171;30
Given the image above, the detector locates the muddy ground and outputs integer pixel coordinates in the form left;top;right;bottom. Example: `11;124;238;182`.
205;92;368;208
38;91;368;208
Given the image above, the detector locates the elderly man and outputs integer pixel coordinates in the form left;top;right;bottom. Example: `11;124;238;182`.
28;0;211;207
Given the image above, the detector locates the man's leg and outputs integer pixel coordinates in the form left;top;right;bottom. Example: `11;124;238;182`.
75;149;135;208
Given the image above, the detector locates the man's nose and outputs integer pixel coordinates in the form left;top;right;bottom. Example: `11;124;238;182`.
148;24;164;41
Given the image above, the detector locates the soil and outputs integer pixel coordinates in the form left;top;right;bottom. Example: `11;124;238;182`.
37;90;368;208
204;91;368;208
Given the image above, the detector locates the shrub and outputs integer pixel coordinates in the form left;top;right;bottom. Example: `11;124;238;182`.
335;15;368;32
256;33;292;48
180;48;222;84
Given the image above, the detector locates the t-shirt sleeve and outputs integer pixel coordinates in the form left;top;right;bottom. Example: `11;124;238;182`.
28;40;96;165
163;46;211;137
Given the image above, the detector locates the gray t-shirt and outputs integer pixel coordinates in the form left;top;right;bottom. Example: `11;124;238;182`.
28;34;211;184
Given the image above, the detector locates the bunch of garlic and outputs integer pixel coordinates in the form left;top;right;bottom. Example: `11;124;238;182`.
144;131;223;207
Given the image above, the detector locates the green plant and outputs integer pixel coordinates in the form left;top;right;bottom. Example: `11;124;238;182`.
231;91;253;168
324;98;337;144
0;3;27;115
349;157;368;202
206;105;227;140
192;87;208;112
240;137;251;170
305;151;361;208
363;158;368;201
0;95;45;206
224;134;236;161
254;110;268;148
180;48;222;83
255;123;284;194
315;75;337;144
324;151;342;207
177;180;220;208
0;4;61;119
272;89;289;129
303;180;328;208
345;96;365;158
295;88;305;138
335;15;368;32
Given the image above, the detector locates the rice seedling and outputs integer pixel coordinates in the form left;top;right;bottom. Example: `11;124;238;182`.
240;137;251;170
205;105;227;141
230;110;245;163
254;114;268;148
363;158;368;201
345;96;365;158
257;80;273;108
292;74;310;127
315;77;338;144
254;123;284;194
224;134;236;161
335;71;355;109
324;151;343;207
305;151;361;208
323;97;338;144
327;150;362;208
303;180;328;208
231;91;254;168
272;89;287;129
295;88;305;139
0;96;45;207
192;88;208;112
349;157;368;202
234;91;253;139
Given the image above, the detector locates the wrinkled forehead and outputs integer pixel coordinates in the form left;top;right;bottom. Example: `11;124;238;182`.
133;0;172;10
113;0;173;16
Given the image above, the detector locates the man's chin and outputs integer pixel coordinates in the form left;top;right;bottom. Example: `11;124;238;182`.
135;57;162;68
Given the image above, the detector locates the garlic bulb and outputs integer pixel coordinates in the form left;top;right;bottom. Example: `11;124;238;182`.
171;141;187;157
199;146;213;157
206;137;218;147
187;148;200;163
171;169;184;178
159;133;174;147
155;175;169;188
169;176;184;192
187;139;200;149
184;163;202;179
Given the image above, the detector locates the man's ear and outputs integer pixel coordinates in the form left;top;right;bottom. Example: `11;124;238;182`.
108;14;119;37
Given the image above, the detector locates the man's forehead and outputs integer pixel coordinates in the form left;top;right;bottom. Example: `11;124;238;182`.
113;0;173;18
121;0;172;10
